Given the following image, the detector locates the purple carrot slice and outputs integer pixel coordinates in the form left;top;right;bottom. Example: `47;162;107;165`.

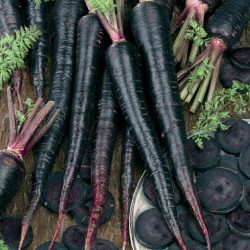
135;208;175;249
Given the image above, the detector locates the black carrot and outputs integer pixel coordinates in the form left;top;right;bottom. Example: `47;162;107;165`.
0;87;58;213
48;13;106;249
25;0;49;98
120;127;136;250
131;2;210;249
19;1;87;249
106;38;186;250
123;0;138;41
155;0;174;15
83;1;187;249
84;67;118;249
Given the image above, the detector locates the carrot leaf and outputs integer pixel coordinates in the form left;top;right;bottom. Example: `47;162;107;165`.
87;0;116;16
15;97;35;133
191;81;250;148
86;0;124;42
0;26;41;89
186;19;210;47
24;97;35;114
0;240;9;250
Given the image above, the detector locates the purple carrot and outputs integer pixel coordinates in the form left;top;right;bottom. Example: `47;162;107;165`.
0;86;58;213
131;1;211;249
84;67;118;250
18;1;87;249
84;1;187;249
120;127;136;250
48;12;106;249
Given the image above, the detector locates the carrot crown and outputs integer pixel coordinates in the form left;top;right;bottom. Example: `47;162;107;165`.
85;0;124;42
6;87;59;158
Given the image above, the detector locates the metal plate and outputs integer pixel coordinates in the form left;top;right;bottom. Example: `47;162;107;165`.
129;119;250;250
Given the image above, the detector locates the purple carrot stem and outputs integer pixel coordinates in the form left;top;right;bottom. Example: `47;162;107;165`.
25;109;60;153
9;101;54;156
173;0;209;33
20;98;43;133
7;87;17;147
98;13;124;42
13;69;24;112
172;7;189;33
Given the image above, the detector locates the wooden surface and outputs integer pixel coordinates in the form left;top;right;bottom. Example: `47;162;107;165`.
1;13;250;250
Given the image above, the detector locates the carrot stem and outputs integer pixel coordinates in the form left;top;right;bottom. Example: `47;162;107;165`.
9;101;55;156
190;95;200;113
197;52;219;103
177;45;211;80
7;87;17;147
181;40;189;68
20;98;43;133
185;79;202;103
179;75;189;88
187;11;205;64
180;85;189;100
173;12;194;56
207;54;223;101
188;44;199;65
13;69;24;112
25;109;60;153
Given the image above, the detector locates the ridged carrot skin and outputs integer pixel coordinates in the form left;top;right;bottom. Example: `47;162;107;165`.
0;0;22;35
120;127;136;250
131;2;210;249
20;0;86;247
155;0;174;15
123;0;138;40
50;14;106;246
106;41;186;250
25;0;49;98
200;0;221;11
206;0;250;47
84;68;118;250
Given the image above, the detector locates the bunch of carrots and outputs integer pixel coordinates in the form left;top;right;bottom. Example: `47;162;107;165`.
0;0;249;249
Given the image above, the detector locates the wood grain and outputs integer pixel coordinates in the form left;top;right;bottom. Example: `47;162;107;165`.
1;11;249;250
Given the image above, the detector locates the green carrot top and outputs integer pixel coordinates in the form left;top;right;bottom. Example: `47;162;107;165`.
191;81;250;148
0;240;9;250
0;26;41;88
